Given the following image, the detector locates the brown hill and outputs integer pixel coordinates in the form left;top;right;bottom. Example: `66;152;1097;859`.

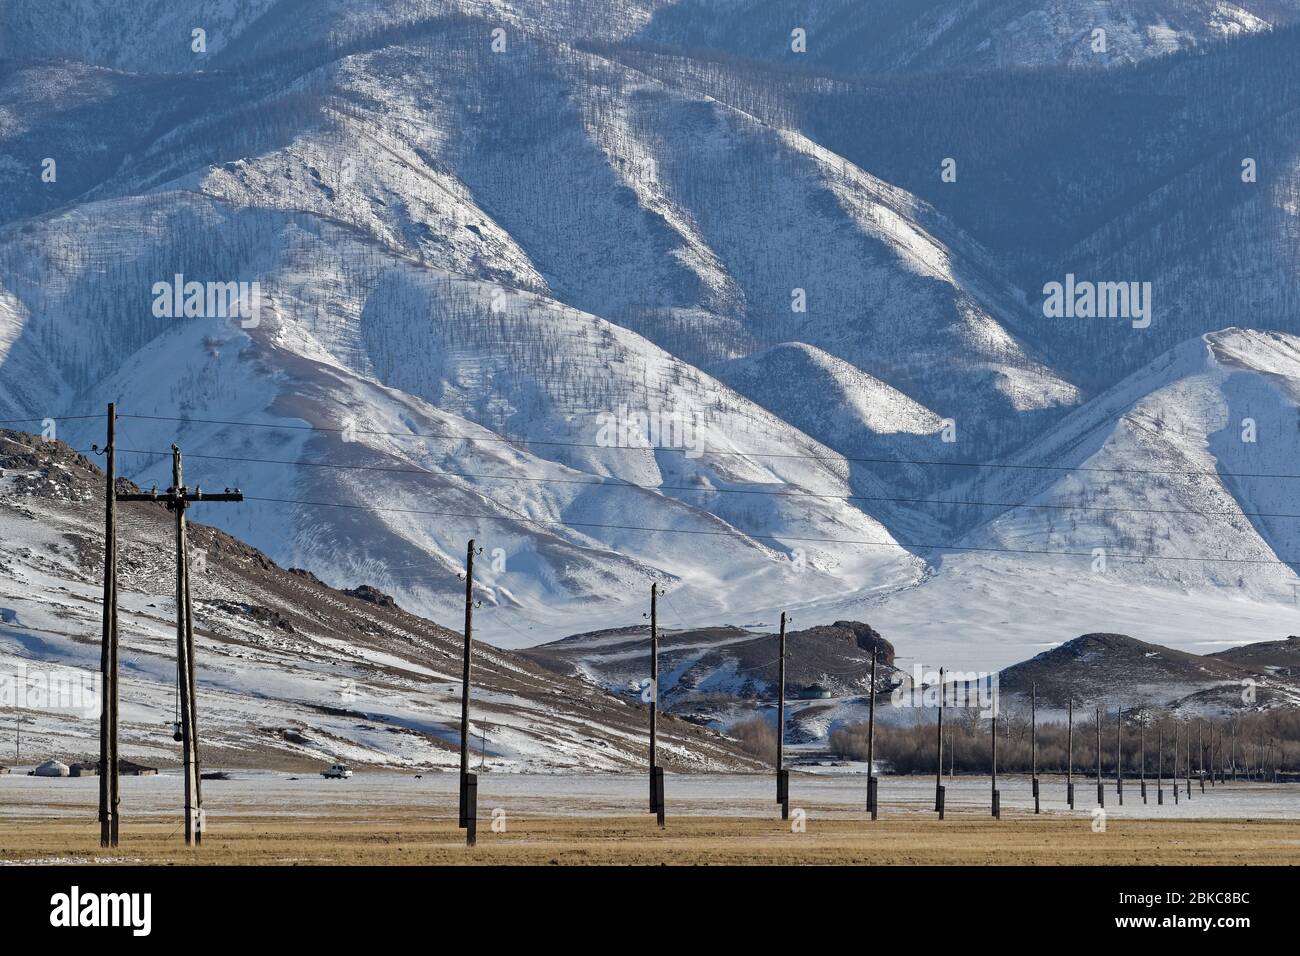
0;429;762;771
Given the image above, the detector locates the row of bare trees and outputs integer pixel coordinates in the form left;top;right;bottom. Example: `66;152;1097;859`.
829;709;1297;777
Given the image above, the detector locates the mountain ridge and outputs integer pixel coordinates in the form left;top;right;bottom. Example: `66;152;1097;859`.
2;2;1299;658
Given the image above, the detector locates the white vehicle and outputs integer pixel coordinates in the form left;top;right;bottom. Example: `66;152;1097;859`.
321;763;353;779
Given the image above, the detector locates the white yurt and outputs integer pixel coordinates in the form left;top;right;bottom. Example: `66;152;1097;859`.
32;759;70;777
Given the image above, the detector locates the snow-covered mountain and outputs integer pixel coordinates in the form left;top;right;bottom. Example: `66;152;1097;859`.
14;1;1290;75
635;0;1299;73
2;2;1300;666
951;330;1300;597
0;430;761;771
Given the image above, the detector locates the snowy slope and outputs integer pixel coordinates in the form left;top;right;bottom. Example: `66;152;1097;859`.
1;2;1299;673
0;190;927;636
635;0;1296;73
0;14;1079;636
17;0;1286;75
148;23;1081;444
0;0;281;72
0;431;762;771
948;330;1300;597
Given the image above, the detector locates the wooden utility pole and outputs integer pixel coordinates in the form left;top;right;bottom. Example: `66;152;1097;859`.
775;611;788;821
648;583;663;826
1204;724;1211;785
1115;708;1123;806
1066;697;1074;809
175;447;199;844
457;539;477;846
97;404;119;847
1230;721;1237;781
1095;706;1104;807
1172;724;1180;804
1185;724;1193;798
1198;721;1205;793
934;668;945;819
1030;684;1039;814
1207;724;1215;784
1157;723;1164;805
866;649;878;820
990;708;1000;819
117;444;243;845
1140;723;1147;803
1206;723;1216;785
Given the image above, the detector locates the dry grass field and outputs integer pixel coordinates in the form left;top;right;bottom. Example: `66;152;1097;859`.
6;811;1300;865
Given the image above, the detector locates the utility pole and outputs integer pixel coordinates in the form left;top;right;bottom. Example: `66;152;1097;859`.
1185;724;1193;798
866;648;878;821
1116;708;1123;806
935;671;946;816
1157;723;1164;805
1221;724;1228;783
1198;721;1205;793
648;583;663;827
1220;727;1226;783
175;447;199;846
116;444;243;846
1211;723;1222;785
1172;724;1180;804
1231;722;1237;781
1096;706;1104;808
1207;724;1214;784
1066;697;1074;809
1030;684;1039;814
990;708;1000;819
775;611;788;821
1140;722;1147;803
96;404;119;847
457;539;477;846
1212;725;1219;786
1205;724;1212;785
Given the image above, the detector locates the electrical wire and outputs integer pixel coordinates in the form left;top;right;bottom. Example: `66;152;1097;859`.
111;411;1300;482
108;445;1300;522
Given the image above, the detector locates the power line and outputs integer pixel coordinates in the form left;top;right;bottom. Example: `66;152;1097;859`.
0;414;102;424
44;423;1300;567
111;446;1300;523
235;493;1300;567
112;411;1300;482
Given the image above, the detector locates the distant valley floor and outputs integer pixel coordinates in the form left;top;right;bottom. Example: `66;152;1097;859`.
3;771;1300;866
